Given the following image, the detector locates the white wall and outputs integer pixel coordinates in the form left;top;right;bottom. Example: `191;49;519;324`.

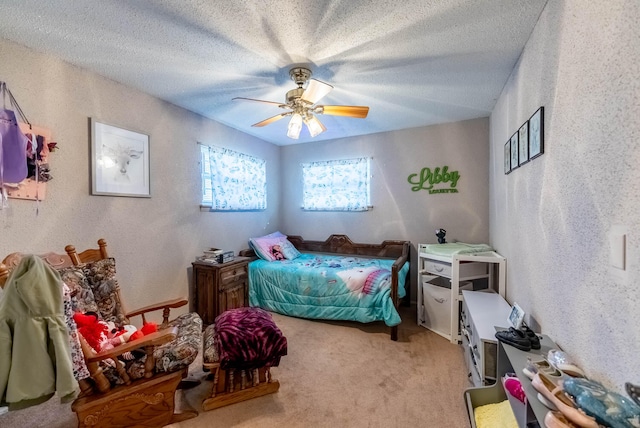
490;0;639;392
280;119;491;300
0;38;280;318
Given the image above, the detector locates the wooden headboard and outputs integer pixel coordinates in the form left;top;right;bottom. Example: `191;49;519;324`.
240;234;409;259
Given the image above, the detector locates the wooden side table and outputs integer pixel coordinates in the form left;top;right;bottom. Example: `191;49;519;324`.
192;257;251;325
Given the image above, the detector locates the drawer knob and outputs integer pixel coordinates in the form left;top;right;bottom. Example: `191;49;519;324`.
434;297;445;304
435;266;444;272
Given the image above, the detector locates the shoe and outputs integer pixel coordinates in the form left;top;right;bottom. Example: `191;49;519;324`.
522;357;563;380
544;410;580;427
564;377;640;428
547;349;586;378
495;327;531;351
538;392;558;410
531;372;598;428
522;325;541;349
503;374;526;403
627;382;640;407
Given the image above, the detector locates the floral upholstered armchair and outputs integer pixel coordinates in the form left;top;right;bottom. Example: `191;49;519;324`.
0;239;202;427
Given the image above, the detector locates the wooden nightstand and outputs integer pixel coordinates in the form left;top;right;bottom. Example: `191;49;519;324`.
192;257;251;325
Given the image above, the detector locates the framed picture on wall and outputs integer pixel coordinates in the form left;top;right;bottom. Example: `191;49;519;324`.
510;132;519;170
519;121;529;165
529;106;544;159
91;118;151;197
504;141;511;174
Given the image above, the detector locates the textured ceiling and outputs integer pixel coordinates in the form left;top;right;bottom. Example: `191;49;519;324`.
0;0;547;145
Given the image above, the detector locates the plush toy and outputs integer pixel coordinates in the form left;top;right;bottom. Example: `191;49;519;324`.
127;322;158;342
73;312;114;353
108;324;139;346
435;228;447;244
74;312;159;353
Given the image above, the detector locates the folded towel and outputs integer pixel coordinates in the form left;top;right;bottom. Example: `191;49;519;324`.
474;400;518;428
421;242;493;257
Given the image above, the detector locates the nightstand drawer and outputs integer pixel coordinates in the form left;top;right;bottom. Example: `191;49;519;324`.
424;260;486;278
220;265;248;282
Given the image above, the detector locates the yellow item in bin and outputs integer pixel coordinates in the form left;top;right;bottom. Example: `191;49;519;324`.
474;400;518;428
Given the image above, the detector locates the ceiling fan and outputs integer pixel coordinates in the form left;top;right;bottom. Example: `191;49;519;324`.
233;67;369;139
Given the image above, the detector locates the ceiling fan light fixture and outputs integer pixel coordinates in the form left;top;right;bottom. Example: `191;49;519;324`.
287;113;303;139
235;66;369;140
301;79;333;104
304;114;326;137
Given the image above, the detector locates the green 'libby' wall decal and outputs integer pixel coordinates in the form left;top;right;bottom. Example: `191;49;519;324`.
408;166;460;193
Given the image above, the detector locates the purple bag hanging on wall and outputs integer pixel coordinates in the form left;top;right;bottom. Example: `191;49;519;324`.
0;106;29;183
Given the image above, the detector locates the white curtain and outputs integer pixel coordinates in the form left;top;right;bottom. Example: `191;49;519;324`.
302;157;370;211
201;145;266;211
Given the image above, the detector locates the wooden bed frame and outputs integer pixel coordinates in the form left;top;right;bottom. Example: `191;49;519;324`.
239;234;411;341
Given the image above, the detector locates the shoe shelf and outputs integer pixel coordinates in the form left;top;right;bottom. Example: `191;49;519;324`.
464;332;558;428
416;245;506;344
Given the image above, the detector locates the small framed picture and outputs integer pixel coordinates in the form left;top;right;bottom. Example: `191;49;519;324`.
510;132;519;170
519;121;529;165
91;118;151;197
508;302;525;330
504;141;511;174
529;106;544;159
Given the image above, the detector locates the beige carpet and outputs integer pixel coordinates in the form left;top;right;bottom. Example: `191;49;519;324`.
0;306;472;428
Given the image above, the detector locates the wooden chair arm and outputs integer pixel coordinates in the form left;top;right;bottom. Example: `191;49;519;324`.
85;326;178;364
125;297;188;327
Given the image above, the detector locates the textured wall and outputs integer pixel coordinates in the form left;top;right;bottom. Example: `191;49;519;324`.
490;0;640;392
280;118;491;300
0;38;280;318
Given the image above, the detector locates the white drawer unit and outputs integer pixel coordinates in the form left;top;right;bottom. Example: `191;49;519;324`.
460;290;511;387
417;244;506;343
421;275;472;339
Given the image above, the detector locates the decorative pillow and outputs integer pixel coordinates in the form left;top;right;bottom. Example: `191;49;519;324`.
82;258;128;327
57;265;99;314
249;235;301;261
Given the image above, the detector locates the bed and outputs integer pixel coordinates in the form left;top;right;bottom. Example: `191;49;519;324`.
239;234;410;341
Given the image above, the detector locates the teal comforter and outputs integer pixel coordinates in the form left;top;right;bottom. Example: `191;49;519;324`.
248;253;410;327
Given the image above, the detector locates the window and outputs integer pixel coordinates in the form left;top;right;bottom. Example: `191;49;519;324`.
302;157;371;211
200;144;266;211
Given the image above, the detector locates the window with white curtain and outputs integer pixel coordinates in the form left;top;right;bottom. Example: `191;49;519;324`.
200;144;266;211
302;157;371;211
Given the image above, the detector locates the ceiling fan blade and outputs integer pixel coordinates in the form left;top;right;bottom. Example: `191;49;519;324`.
233;97;284;107
252;112;290;127
318;105;369;118
301;79;333;104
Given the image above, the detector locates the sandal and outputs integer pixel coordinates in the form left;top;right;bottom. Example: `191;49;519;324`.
564;377;640;428
627;382;640;407
522;357;562;380
547;349;586;378
531;372;599;428
544;410;580;427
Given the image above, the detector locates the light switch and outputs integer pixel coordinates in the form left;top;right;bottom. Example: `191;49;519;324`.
610;231;626;270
